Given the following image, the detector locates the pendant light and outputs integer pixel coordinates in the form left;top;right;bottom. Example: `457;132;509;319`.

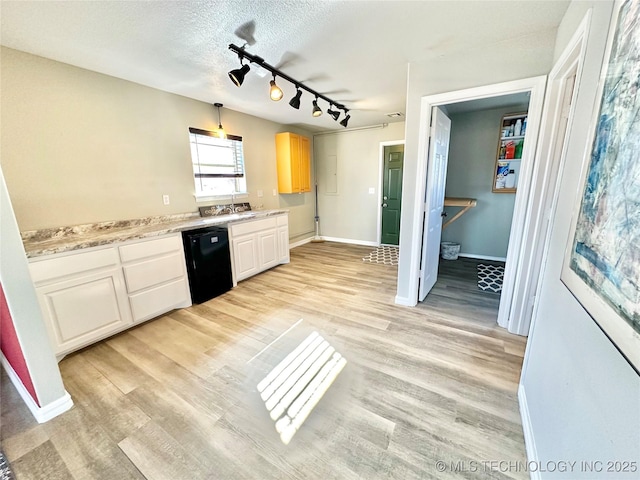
270;75;283;101
214;103;226;139
312;97;322;117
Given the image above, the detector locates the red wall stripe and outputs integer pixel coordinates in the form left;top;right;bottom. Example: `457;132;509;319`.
0;282;39;406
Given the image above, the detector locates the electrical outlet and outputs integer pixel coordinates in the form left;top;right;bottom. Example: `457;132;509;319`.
368;187;375;194
162;194;170;205
257;190;263;198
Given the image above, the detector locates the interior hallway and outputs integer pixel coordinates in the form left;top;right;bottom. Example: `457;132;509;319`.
1;242;527;480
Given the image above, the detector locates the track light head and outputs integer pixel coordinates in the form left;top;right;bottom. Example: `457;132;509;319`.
327;105;340;121
339;111;350;128
229;64;250;87
270;76;283;101
289;87;302;109
312;98;323;117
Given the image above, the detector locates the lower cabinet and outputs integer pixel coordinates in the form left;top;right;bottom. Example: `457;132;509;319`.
230;213;289;284
29;233;191;357
35;267;132;355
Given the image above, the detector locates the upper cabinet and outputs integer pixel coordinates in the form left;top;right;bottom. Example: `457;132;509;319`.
492;112;528;193
276;132;311;194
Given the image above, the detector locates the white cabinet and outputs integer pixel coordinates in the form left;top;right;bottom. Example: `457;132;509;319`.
119;235;191;323
229;213;289;284
30;246;132;356
29;233;191;356
231;234;260;282
34;266;132;355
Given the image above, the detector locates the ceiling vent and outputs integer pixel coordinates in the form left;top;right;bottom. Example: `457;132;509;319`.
385;112;404;118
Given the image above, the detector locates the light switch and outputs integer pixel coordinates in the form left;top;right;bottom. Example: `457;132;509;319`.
273;189;277;196
368;187;375;194
162;194;170;205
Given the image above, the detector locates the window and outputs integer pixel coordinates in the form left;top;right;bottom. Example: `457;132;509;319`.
189;127;247;198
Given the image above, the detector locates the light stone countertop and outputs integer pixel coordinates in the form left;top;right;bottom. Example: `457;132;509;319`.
22;209;288;259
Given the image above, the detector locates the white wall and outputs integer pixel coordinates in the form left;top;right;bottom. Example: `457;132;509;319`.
521;1;640;476
313;122;405;243
442;104;529;259
0;165;67;407
0;47;315;239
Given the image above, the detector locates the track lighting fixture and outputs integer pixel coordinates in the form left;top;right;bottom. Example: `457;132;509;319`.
214;103;226;139
229;63;251;87
312;98;323;117
289;87;302;109
327;105;340;121
269;75;283;101
228;44;351;127
340;111;351;128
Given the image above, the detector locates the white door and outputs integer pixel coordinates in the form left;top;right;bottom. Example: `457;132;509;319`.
418;107;452;301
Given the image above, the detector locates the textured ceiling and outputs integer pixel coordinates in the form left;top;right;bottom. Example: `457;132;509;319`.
0;1;570;131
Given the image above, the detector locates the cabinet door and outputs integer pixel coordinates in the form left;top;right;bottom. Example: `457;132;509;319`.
258;229;279;270
299;135;311;193
232;234;260;281
290;133;302;193
35;268;132;355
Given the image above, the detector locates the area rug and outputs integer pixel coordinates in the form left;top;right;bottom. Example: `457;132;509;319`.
477;264;505;293
0;450;15;480
363;246;399;266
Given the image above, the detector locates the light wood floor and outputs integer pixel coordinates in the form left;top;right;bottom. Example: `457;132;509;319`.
1;243;527;480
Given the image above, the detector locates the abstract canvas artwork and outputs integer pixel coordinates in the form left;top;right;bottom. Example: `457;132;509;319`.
561;0;640;372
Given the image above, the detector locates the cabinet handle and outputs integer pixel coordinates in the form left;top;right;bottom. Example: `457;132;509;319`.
382;203;388;208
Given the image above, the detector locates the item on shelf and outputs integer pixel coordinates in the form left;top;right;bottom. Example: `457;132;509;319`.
515;139;524;159
496;161;509;189
499;141;506;159
505;141;516;159
522;117;528;136
505;170;516;189
509;122;515;136
514;119;522;136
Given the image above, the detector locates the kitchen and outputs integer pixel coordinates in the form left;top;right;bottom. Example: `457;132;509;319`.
2;1;638;478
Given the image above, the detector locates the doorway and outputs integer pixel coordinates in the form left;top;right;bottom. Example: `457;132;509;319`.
380;144;404;245
433;94;532;306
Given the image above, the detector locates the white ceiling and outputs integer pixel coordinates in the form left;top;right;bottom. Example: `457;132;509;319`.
0;1;570;132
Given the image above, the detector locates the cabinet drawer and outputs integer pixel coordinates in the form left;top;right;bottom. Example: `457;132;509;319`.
276;215;288;226
29;247;119;285
119;234;182;263
122;252;185;293
129;278;190;322
231;217;277;237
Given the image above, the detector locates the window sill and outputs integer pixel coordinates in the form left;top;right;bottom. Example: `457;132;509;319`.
194;193;249;204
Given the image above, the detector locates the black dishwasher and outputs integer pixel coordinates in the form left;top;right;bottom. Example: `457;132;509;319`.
182;226;233;304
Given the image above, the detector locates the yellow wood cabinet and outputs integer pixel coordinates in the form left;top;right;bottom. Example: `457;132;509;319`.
276;132;311;194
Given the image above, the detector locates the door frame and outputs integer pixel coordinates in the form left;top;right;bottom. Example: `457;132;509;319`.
397;76;548;336
377;140;405;246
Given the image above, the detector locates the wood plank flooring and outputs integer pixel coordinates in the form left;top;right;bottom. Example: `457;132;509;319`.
1;243;527;479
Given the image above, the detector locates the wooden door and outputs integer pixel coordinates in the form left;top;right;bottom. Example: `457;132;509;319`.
381;144;404;245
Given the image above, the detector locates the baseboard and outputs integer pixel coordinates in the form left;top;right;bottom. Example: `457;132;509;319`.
518;384;540;480
459;253;507;262
290;236;313;249
1;353;73;423
394;295;416;307
320;236;378;247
